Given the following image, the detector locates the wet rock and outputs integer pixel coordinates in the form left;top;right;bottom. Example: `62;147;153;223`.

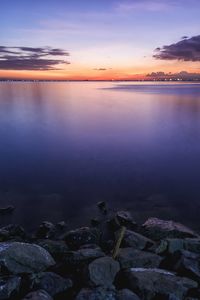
64;227;100;250
36;239;68;260
31;272;72;296
120;268;197;300
36;222;56;239
116;289;141;300
0;276;21;299
22;289;53;300
0;242;55;274
116;248;163;269
88;256;120;287
143;218;199;241
121;230;154;250
76;287;116;300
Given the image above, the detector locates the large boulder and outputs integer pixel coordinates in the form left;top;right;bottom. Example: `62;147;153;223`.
121;230;154;250
31;272;72;297
142;218;199;241
64;227;100;250
116;248;163;269
121;268;197;300
22;290;53;300
0;242;55;274
88;256;120;287
0;276;21;299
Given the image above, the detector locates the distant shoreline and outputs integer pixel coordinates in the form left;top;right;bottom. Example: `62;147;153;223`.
1;79;200;83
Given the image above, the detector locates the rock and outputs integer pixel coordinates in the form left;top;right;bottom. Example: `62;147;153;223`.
121;268;197;300
76;287;116;300
36;239;68;260
117;248;163;269
31;272;72;296
64;247;105;266
0;224;26;242
0;206;15;214
116;211;136;226
116;289;141;300
156;238;200;255
0;276;21;299
97;201;107;214
88;256;120;287
64;227;100;250
121;230;154;250
174;251;200;283
0;242;55;274
36;222;56;239
22;290;53;300
163;250;200;283
108;212;137;231
142;218;199;241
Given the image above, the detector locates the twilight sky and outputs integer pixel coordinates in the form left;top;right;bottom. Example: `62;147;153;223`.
1;0;200;80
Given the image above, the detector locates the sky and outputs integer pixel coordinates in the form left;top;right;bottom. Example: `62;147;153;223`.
0;0;200;80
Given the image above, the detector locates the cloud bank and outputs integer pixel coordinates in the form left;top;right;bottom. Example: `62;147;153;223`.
0;46;70;70
154;35;200;61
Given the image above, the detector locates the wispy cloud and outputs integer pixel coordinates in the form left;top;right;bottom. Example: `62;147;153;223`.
154;35;200;61
0;46;70;70
116;0;172;12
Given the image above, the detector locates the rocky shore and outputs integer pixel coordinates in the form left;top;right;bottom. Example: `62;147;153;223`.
0;202;200;300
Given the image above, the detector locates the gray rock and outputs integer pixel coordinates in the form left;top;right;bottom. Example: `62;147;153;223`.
121;230;154;250
64;227;100;250
143;218;199;241
0;242;55;274
122;268;197;300
117;248;163;269
76;287;116;300
156;238;200;255
22;289;53;300
171;250;200;283
65;247;105;266
0;276;21;299
116;289;140;300
31;272;72;296
88;256;120;287
36;239;68;260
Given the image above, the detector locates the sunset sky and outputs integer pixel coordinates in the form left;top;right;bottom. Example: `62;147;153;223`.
1;0;200;80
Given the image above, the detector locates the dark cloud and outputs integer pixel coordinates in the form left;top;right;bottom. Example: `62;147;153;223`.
93;68;108;71
0;46;70;70
153;35;200;61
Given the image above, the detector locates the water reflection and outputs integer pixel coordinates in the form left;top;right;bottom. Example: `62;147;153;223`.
0;82;200;231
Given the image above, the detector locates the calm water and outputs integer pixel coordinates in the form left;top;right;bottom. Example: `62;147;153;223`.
0;82;200;231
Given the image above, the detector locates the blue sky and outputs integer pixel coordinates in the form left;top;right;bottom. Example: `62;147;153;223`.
1;0;200;79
